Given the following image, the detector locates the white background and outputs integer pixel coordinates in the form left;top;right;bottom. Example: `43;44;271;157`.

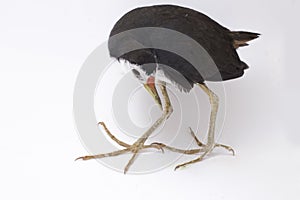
0;0;299;199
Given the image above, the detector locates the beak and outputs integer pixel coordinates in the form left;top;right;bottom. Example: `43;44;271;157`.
144;77;162;110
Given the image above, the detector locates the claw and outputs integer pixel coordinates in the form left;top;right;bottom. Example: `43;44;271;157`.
215;144;235;156
97;121;104;126
148;142;165;153
75;157;83;161
75;155;95;161
174;163;188;171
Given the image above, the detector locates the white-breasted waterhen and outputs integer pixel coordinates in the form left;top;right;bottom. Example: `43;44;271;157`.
76;4;259;173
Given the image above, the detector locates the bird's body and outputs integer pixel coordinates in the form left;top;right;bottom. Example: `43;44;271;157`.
77;4;259;173
109;4;259;91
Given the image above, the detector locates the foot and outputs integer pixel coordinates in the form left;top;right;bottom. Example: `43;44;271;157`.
174;137;234;171
75;122;164;174
149;128;234;171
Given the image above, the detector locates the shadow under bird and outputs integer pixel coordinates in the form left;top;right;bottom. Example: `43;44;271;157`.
76;4;260;173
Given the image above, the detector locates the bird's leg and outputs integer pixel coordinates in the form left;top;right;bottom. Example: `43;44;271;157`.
122;81;173;173
174;83;234;170
76;81;173;174
143;77;207;155
142;77;207;155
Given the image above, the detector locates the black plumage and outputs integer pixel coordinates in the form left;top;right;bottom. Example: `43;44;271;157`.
108;4;259;91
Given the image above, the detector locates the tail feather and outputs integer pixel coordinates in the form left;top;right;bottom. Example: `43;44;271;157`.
230;31;260;49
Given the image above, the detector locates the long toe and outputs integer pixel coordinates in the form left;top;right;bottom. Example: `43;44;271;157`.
174;142;234;170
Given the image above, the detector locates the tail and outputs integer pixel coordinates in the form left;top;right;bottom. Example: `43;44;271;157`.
229;31;260;49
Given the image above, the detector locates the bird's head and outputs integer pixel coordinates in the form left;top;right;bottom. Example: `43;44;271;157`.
131;68;162;110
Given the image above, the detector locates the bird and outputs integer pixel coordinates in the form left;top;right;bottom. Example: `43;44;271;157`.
76;4;260;173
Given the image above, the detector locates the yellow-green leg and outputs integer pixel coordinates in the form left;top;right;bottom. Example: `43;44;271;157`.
174;83;234;170
76;81;173;174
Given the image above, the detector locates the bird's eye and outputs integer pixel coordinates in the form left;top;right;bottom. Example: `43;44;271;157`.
132;69;140;76
132;69;144;81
